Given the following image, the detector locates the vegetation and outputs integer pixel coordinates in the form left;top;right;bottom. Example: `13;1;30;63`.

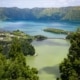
34;35;47;41
59;31;80;80
0;30;33;42
66;27;80;39
44;28;71;34
0;6;80;21
20;39;35;56
0;38;39;80
1;38;35;57
0;30;35;56
12;30;32;39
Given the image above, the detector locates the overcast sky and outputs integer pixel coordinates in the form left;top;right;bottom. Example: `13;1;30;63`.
0;0;80;8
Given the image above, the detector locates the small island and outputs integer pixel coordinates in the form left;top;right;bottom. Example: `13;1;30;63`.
34;35;47;41
44;28;71;34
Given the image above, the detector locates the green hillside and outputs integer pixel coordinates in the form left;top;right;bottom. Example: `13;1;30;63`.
0;6;80;21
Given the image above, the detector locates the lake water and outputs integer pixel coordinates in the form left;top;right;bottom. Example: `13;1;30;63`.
27;39;70;80
0;21;80;80
0;21;80;38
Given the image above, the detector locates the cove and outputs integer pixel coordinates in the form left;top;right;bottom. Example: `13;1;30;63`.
26;39;70;80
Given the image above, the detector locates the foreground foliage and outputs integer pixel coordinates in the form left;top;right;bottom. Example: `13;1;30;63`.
0;38;35;57
0;38;39;80
59;31;80;80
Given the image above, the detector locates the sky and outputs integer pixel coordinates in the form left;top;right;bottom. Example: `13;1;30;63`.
0;0;80;8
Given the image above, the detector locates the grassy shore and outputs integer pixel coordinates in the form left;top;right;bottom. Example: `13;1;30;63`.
0;30;33;43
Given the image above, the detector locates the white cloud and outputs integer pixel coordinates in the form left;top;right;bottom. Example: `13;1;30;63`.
0;0;80;8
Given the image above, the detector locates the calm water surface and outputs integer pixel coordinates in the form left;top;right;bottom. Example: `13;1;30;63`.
0;21;80;38
27;39;70;80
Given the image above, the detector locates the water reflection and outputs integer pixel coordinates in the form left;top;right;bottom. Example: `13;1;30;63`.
39;65;60;78
32;39;69;47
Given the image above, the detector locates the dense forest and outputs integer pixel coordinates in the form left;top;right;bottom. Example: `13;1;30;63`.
0;38;39;80
0;6;80;21
59;30;80;80
0;30;35;57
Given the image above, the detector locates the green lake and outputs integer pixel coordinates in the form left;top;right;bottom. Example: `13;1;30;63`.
26;39;70;80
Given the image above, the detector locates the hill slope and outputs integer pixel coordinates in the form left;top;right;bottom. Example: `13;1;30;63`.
0;6;80;21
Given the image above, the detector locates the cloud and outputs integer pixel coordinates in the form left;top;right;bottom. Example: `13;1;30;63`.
0;0;80;8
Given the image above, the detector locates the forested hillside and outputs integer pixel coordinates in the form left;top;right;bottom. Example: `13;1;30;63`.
0;6;80;21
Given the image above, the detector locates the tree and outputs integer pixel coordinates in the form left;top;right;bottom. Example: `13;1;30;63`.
0;53;7;80
8;38;22;59
7;38;38;80
8;38;35;58
59;32;80;80
0;38;39;80
0;45;3;53
20;39;35;56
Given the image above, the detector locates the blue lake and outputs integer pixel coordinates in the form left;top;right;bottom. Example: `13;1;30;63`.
0;21;80;38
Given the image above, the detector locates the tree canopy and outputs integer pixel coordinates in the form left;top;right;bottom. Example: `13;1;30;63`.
0;38;39;80
59;31;80;80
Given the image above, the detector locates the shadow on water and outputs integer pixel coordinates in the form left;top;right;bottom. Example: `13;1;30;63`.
39;65;60;78
32;39;69;47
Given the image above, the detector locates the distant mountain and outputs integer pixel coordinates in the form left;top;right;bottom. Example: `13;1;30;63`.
0;6;80;22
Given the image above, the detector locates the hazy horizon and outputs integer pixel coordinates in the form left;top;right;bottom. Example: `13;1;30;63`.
0;0;80;8
0;5;80;9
